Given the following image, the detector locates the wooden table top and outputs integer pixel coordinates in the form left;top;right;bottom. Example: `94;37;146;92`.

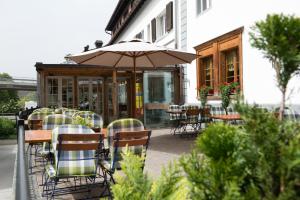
210;114;241;120
25;130;52;143
25;128;107;144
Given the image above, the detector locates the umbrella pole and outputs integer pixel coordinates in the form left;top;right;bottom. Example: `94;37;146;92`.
112;69;117;119
132;57;136;118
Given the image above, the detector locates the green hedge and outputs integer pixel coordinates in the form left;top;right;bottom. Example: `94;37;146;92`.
0;117;16;139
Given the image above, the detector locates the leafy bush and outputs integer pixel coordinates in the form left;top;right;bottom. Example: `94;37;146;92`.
0;117;16;139
111;149;188;200
111;104;300;199
0;99;20;113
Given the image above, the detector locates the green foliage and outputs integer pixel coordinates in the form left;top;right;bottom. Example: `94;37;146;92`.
111;149;187;200
72;116;92;127
17;92;37;108
198;86;212;108
111;104;300;200
0;99;19;113
249;14;300;120
0;73;19;113
219;82;239;114
0;117;16;138
0;73;18;103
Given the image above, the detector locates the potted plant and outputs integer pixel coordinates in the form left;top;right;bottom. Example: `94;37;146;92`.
220;82;239;114
198;86;212;108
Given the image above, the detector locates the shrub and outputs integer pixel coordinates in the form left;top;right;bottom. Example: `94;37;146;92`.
111;104;300;199
0;117;16;139
111;149;188;200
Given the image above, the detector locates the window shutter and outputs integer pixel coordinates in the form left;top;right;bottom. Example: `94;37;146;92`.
166;2;173;32
151;18;156;42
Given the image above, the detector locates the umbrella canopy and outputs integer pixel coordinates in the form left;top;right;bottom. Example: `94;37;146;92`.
66;39;196;118
67;39;196;67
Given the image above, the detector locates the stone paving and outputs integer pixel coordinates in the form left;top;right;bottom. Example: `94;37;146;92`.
28;128;196;199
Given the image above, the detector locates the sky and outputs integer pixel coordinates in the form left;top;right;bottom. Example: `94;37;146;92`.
0;0;119;79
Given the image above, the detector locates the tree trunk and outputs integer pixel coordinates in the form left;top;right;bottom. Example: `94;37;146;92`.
279;88;286;121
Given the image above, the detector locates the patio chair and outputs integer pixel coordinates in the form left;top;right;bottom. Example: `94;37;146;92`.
180;106;201;135
199;105;212;128
62;109;79;117
168;105;182;135
73;111;104;131
43;124;103;199
41;114;73;155
28;110;55;130
54;107;68;114
32;107;54;114
100;118;151;196
27;110;55;173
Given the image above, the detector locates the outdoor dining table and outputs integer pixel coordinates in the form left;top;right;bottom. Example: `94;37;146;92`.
210;114;242;124
25;128;107;143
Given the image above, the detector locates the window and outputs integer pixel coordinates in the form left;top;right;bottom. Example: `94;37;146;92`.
195;27;243;96
221;48;239;83
202;56;214;87
47;77;73;108
135;30;144;40
197;0;211;15
147;24;151;42
47;78;58;107
151;2;173;42
156;12;166;39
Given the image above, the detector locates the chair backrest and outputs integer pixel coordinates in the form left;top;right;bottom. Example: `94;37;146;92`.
54;107;68;114
42;114;73;130
52;124;99;177
200;105;212;123
73;111;104;129
168;105;181;120
32;107;54;114
28;110;55;130
56;133;102;151
106;118;147;170
62;109;79;117
111;130;151;171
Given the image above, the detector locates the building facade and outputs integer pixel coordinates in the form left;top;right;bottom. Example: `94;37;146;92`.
106;0;300;109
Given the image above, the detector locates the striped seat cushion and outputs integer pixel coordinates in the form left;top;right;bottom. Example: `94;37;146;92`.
168;105;181;120
49;124;97;177
106;118;144;170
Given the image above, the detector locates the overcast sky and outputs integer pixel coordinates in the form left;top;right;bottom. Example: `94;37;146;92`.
0;0;118;78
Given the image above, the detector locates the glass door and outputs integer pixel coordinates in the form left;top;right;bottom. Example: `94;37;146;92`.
78;78;103;115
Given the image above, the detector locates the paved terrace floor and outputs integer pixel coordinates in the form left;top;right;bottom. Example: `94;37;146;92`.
29;128;196;199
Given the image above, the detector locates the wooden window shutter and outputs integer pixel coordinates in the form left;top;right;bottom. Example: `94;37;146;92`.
151;18;156;42
166;2;173;32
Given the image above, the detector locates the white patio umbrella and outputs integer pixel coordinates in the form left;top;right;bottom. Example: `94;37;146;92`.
66;39;196;117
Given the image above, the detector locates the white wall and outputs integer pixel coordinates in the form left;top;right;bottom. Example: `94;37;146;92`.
186;0;300;105
115;0;176;48
112;0;300;106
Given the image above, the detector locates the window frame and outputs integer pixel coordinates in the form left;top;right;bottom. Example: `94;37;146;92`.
196;0;212;15
195;27;243;98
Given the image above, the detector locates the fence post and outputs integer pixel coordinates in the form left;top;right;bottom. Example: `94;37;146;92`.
15;119;30;200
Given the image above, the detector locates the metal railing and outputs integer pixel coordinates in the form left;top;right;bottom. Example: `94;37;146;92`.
15;119;31;200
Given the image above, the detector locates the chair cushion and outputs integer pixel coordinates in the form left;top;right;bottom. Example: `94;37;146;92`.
51;124;98;177
168;105;181;120
106;118;145;171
